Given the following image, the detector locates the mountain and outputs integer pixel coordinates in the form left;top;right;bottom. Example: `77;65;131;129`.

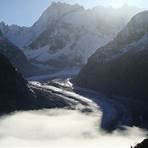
0;2;140;69
76;11;148;126
0;29;33;76
0;53;85;114
0;53;96;114
0;53;36;113
76;10;148;99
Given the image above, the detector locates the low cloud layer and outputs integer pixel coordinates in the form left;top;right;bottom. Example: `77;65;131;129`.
0;109;146;148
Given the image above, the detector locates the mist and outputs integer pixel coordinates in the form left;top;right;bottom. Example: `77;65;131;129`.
0;109;146;148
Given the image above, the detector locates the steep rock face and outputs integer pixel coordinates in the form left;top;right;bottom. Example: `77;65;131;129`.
0;3;140;68
0;53;36;113
0;30;33;76
0;54;70;114
76;11;148;126
0;54;94;114
77;11;148;100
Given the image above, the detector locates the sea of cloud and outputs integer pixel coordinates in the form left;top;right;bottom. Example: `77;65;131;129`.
0;109;146;148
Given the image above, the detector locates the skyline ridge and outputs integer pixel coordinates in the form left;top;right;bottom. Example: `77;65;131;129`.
0;0;146;27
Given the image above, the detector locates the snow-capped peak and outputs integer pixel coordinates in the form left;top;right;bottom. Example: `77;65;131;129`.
0;3;142;69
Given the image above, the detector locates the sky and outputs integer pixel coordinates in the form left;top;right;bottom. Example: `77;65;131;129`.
0;0;147;26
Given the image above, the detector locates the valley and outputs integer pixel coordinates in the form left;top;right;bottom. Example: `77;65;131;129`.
0;1;148;148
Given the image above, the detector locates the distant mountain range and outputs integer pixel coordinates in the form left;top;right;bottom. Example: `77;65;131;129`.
0;2;141;69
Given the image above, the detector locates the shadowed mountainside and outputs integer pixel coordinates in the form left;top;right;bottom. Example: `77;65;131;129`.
0;30;33;76
76;11;148;127
76;11;148;100
0;54;70;114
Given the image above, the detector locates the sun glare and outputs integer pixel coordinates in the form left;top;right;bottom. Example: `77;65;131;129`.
109;0;136;8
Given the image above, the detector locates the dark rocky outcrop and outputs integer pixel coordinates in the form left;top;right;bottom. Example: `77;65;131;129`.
132;139;148;148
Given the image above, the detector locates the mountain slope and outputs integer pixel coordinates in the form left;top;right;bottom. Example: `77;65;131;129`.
0;53;70;113
76;11;148;126
0;3;140;69
0;53;36;113
76;10;148;99
0;30;33;76
0;53;96;114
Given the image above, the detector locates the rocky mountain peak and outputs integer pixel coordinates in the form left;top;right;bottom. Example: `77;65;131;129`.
50;2;83;10
116;11;148;46
39;1;84;23
129;10;148;32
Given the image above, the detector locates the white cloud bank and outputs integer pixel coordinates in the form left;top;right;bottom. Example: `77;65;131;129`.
0;109;146;148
